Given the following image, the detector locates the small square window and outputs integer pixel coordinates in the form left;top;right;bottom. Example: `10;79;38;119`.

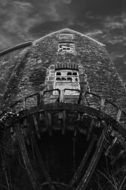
56;72;61;76
58;42;76;54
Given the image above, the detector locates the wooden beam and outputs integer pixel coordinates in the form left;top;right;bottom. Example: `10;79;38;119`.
15;123;40;190
69;135;96;187
100;98;105;111
33;114;40;139
1;150;11;190
116;109;122;122
32;134;56;190
75;124;108;190
44;112;52;136
87;119;95;141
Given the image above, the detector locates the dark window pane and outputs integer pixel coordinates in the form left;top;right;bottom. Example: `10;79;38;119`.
56;72;61;75
67;72;72;75
56;78;61;81
67;77;72;81
73;72;77;76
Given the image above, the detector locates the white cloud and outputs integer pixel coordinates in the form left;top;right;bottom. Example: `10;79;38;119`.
0;0;74;49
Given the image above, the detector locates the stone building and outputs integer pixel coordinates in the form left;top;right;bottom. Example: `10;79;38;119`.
0;28;126;190
0;28;126;110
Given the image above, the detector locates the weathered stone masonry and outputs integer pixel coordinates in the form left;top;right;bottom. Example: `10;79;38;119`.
0;28;126;113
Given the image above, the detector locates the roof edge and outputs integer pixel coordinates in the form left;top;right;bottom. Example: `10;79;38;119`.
33;28;105;47
0;41;32;57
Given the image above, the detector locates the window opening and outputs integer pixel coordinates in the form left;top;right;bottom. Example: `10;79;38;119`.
58;42;76;54
56;78;61;81
59;33;74;40
61;77;67;81
56;72;61;76
53;69;80;96
67;72;72;76
73;72;77;76
67;77;72;82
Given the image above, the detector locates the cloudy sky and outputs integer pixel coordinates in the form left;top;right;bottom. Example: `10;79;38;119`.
0;0;126;82
0;0;125;49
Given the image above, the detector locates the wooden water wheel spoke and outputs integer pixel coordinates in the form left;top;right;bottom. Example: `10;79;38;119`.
75;124;108;190
87;119;95;141
41;181;72;189
69;135;96;187
1;150;11;190
31;134;56;190
15;123;41;190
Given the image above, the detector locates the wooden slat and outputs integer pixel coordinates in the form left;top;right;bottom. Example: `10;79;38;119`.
100;98;105;111
87;119;95;141
15;123;40;190
33;114;40;139
32;134;56;190
75;124;108;190
69;135;96;187
116;109;122;122
44;112;52;136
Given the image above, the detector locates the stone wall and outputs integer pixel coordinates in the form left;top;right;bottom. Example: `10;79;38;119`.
0;47;30;109
0;29;126;112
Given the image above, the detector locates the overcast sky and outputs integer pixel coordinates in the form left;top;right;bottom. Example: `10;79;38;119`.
0;0;125;50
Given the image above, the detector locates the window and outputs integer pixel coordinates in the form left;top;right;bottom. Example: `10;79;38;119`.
67;77;72;82
58;42;76;54
67;72;72;76
53;69;80;96
61;77;66;81
56;77;61;81
59;33;74;40
73;72;77;76
56;72;61;76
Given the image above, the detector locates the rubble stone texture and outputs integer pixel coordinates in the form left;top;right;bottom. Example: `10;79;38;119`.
0;28;126;112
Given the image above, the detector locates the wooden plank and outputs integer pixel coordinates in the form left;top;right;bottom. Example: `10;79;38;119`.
33;114;40;139
75;124;108;190
15;123;40;190
32;134;56;190
116;109;122;122
87;119;95;141
69;135;96;187
44;112;52;135
100;98;105;111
